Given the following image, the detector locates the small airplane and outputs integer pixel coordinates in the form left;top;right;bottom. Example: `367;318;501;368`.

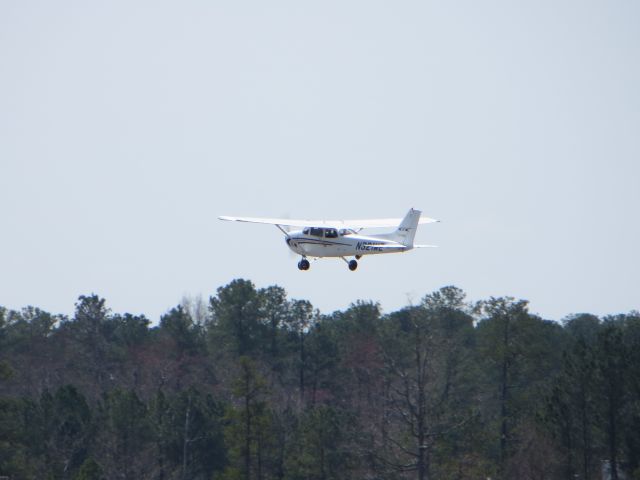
219;208;439;271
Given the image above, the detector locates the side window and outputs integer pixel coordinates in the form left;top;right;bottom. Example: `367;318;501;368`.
303;228;310;235
310;228;323;237
325;229;338;238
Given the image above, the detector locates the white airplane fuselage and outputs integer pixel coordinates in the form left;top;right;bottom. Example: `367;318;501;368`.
285;230;409;258
219;208;436;271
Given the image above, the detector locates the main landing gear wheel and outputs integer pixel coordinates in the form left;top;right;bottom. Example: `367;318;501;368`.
348;260;358;271
298;259;310;271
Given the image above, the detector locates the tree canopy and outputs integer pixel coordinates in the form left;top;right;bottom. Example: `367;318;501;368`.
0;280;638;479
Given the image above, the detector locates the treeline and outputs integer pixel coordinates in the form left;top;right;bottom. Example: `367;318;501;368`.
0;279;639;480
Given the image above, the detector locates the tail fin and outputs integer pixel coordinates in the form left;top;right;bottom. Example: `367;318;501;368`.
394;208;422;247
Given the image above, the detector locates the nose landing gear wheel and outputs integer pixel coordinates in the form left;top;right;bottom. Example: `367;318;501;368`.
298;259;310;271
348;260;358;271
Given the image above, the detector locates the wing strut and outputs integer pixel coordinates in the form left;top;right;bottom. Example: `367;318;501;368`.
275;225;290;237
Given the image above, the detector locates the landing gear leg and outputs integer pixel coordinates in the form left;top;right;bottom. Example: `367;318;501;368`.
341;257;358;271
297;258;310;271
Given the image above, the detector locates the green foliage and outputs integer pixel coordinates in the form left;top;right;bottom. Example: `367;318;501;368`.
221;357;275;480
1;281;638;479
37;385;93;478
73;458;103;480
159;305;204;355
111;313;150;347
0;361;13;381
0;397;34;478
475;297;564;469
164;388;226;479
374;288;479;480
285;406;357;480
209;279;265;357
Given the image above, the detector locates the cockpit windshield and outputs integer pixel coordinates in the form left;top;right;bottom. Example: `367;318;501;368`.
304;227;340;238
302;227;342;238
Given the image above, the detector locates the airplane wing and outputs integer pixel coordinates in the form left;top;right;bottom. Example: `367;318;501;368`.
218;216;333;228
218;215;439;229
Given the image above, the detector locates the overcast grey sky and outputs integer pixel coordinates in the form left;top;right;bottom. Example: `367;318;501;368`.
1;0;638;322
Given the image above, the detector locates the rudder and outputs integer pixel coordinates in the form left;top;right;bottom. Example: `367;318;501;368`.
395;208;422;247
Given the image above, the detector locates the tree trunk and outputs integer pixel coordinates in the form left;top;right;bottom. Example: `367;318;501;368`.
500;360;508;469
416;326;428;480
299;331;305;403
608;395;618;480
257;434;263;480
580;383;591;480
245;388;252;480
182;395;191;480
499;314;511;471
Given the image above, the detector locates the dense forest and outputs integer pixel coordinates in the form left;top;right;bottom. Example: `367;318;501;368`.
1;279;639;480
